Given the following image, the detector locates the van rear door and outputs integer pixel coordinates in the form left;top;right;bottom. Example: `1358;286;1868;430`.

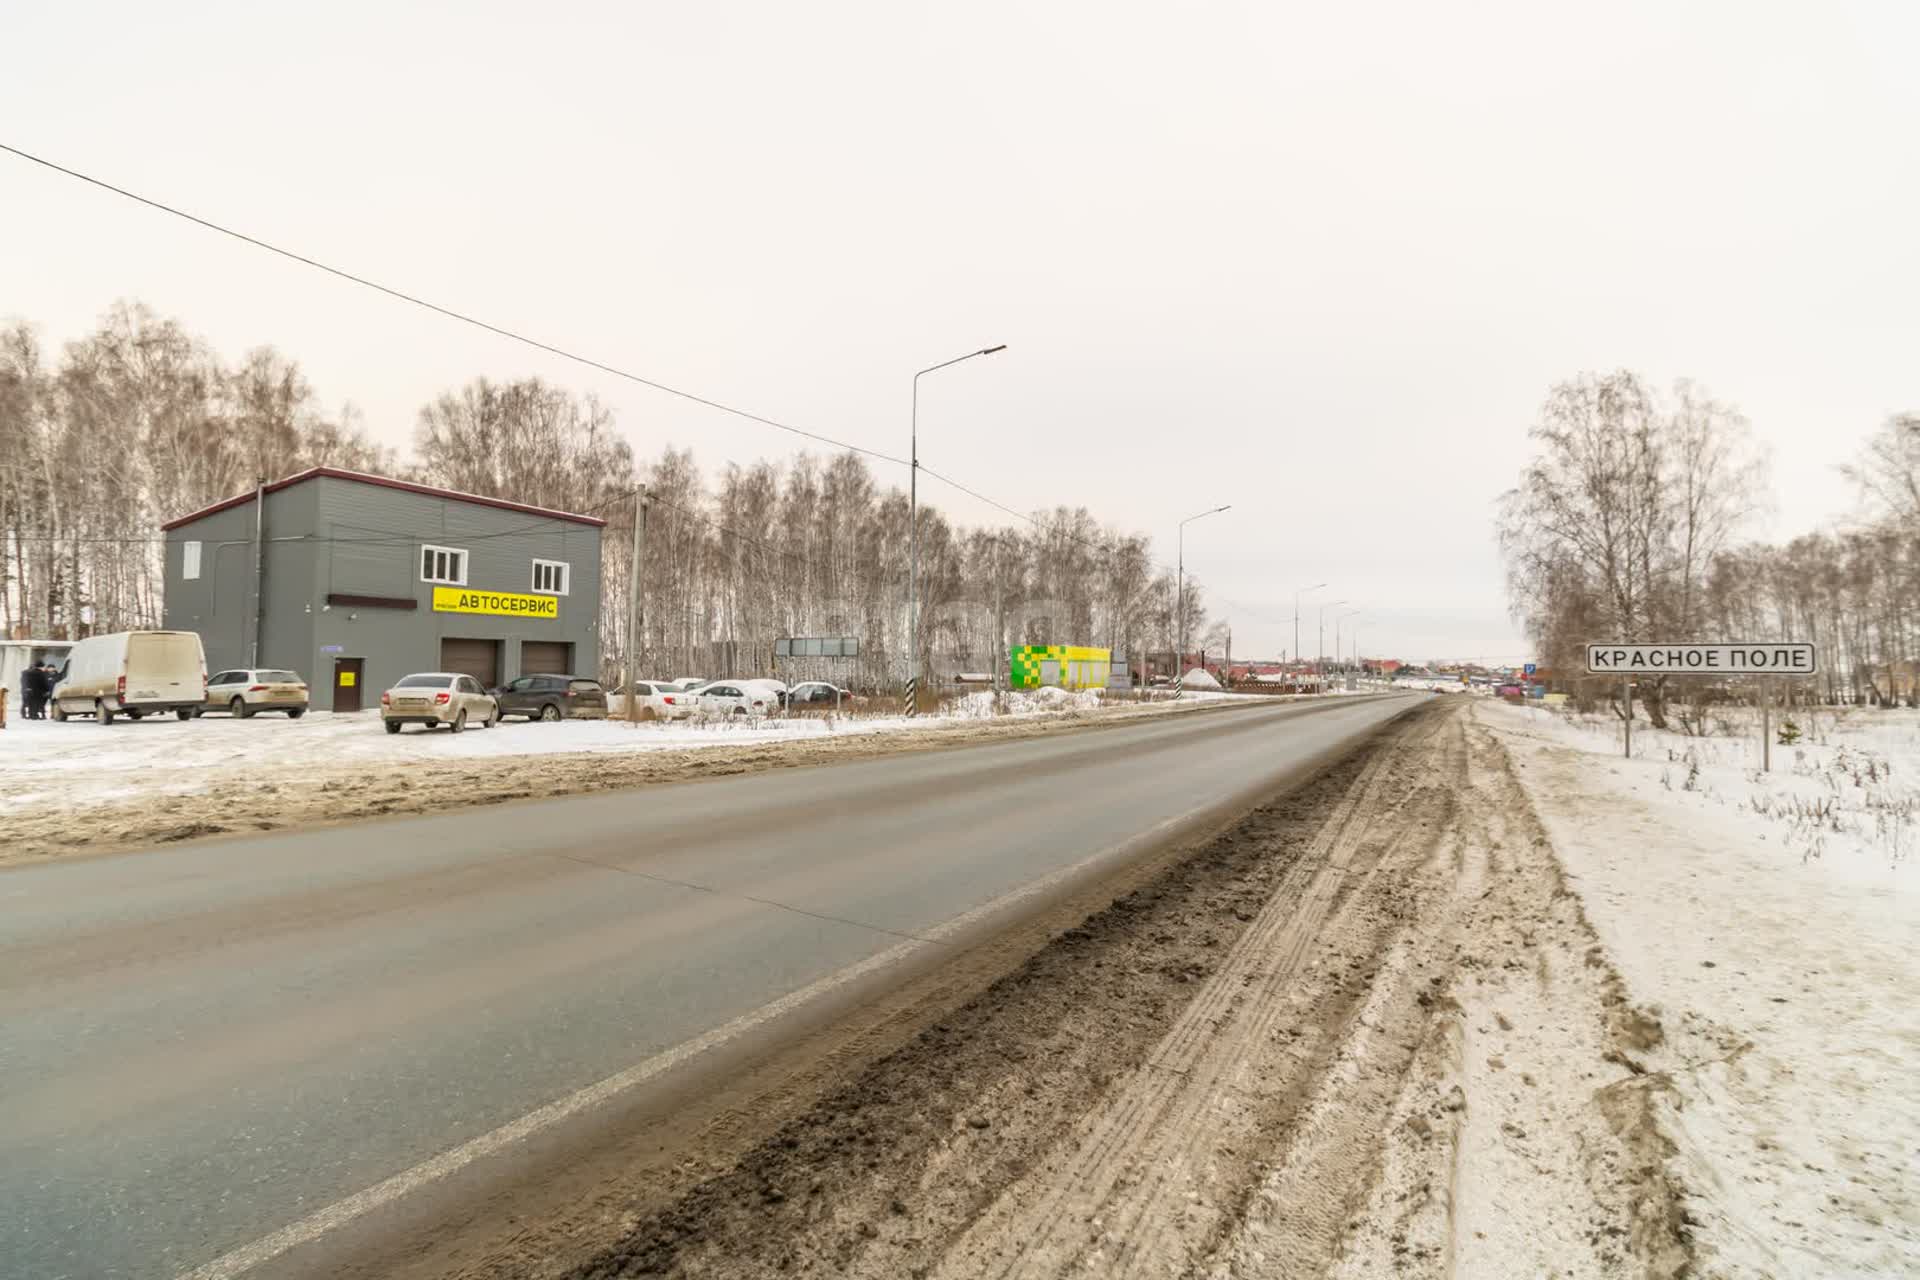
124;632;205;703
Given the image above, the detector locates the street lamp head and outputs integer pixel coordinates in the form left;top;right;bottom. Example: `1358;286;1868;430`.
980;344;1008;355
1214;504;1232;514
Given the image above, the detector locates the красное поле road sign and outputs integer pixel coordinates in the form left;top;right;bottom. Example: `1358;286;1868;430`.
1585;643;1817;675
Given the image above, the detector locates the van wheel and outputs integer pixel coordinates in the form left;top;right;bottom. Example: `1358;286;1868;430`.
451;709;468;734
51;702;67;722
176;708;194;721
231;697;253;719
96;701;114;724
384;720;402;735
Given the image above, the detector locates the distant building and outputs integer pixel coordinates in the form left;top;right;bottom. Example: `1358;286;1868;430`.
162;468;605;711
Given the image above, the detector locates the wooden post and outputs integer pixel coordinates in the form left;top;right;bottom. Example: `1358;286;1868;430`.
1622;676;1632;758
1762;676;1771;773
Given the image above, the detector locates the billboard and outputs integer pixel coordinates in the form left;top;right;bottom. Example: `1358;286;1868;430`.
1009;644;1111;691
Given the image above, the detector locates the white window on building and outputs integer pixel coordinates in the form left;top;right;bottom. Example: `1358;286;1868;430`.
420;544;468;585
531;558;570;595
182;540;203;580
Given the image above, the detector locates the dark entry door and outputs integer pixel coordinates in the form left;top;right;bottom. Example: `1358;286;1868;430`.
332;658;365;713
520;640;572;676
439;638;500;688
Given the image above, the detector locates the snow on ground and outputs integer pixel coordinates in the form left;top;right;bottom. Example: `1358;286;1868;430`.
0;689;1201;815
1481;700;1920;1277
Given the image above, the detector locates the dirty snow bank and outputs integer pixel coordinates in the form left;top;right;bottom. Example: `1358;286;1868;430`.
1480;701;1920;1277
0;691;1199;816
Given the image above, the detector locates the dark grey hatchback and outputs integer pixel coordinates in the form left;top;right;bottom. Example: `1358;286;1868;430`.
491;674;609;721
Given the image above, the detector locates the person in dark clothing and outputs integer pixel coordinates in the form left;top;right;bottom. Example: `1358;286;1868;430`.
39;662;60;718
21;664;46;719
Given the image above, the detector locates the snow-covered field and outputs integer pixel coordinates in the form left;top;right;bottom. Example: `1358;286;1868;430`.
1481;700;1919;1276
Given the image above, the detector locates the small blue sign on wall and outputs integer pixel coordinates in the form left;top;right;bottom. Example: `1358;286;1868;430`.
320;644;345;654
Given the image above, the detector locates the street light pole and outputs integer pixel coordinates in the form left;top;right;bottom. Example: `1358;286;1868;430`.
1294;582;1325;669
1318;599;1347;689
1336;609;1361;687
909;344;1005;717
1177;504;1231;683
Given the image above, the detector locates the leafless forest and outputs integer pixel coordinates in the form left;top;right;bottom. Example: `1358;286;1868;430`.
1;302;1201;684
1499;369;1920;722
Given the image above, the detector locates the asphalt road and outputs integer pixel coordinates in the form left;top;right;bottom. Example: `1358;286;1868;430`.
0;695;1420;1279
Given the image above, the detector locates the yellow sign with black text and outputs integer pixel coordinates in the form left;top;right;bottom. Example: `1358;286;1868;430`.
431;587;560;619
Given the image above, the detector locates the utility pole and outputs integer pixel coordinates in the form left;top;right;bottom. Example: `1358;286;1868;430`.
909;345;1005;717
625;486;646;723
1318;599;1346;691
992;533;1006;711
1294;582;1324;684
248;478;265;667
1336;609;1362;689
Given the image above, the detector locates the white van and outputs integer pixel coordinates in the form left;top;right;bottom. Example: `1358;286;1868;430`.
51;631;207;723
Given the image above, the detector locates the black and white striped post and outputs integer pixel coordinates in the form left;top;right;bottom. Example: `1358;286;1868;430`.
905;675;919;719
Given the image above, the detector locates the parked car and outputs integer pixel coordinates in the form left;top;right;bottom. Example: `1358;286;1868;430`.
50;630;207;723
691;681;779;718
203;668;309;718
785;681;856;710
380;673;498;733
606;680;694;720
492;674;608;721
740;677;788;702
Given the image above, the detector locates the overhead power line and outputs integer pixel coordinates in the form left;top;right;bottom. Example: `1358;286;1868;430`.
0;141;906;468
4;139;1285;625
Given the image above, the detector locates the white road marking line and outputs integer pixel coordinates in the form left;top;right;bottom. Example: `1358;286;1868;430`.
176;804;1207;1280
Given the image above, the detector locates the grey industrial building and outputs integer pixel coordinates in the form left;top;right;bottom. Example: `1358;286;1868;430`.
163;468;605;711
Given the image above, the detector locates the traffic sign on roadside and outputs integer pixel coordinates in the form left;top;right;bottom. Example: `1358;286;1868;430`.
1584;642;1815;770
1585;643;1815;676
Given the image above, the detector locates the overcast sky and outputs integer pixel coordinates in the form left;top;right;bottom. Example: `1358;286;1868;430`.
5;2;1915;663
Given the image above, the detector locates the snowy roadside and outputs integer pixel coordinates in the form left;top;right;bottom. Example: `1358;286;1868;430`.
0;689;1123;813
1479;700;1920;1277
0;688;1296;867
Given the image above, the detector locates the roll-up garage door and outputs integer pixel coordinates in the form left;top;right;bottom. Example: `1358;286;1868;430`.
439;638;500;687
520;641;573;677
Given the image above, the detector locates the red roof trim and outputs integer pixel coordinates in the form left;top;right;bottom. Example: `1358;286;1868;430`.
160;467;608;531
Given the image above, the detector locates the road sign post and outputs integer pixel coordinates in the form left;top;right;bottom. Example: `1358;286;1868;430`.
1762;677;1771;773
1622;677;1631;758
1586;643;1816;768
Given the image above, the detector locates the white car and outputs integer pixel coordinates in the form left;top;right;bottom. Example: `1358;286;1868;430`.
204;668;309;718
691;681;779;718
380;672;499;733
607;679;694;720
